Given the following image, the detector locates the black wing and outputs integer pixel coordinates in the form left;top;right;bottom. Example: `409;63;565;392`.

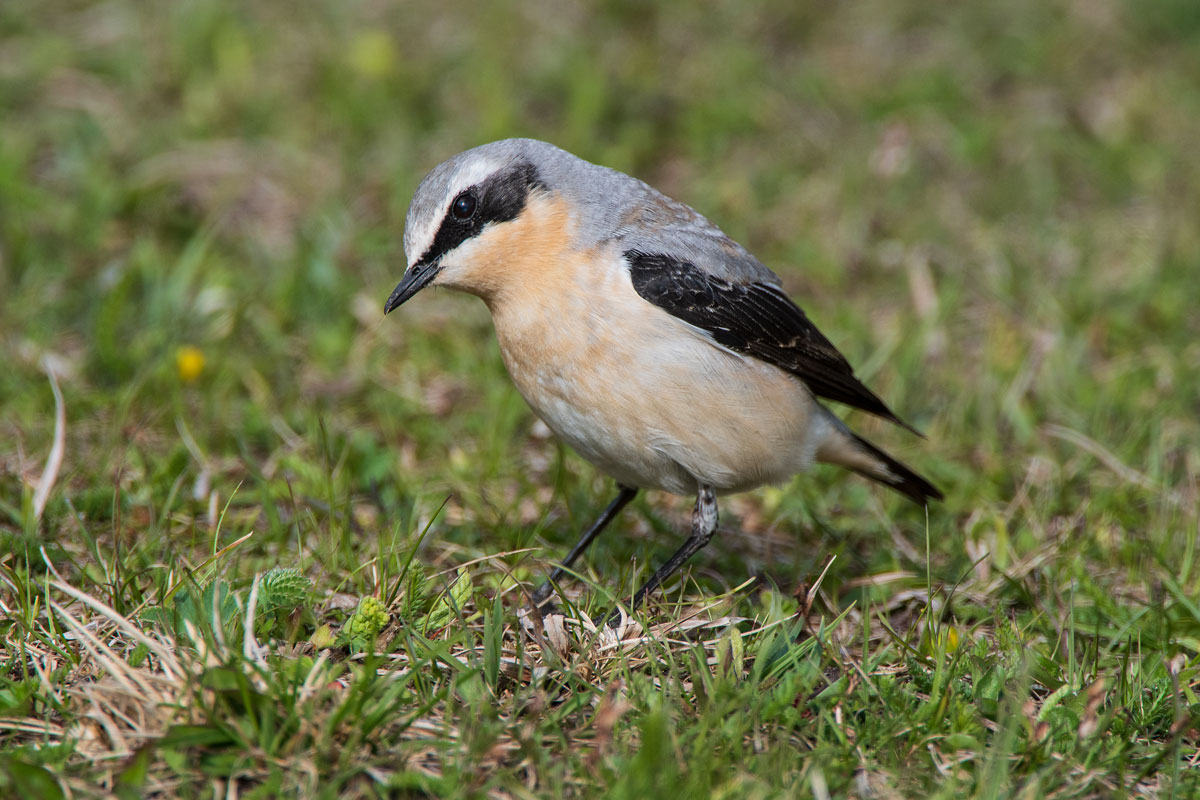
626;250;919;434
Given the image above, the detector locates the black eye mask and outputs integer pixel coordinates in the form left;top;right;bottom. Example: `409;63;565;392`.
413;161;545;269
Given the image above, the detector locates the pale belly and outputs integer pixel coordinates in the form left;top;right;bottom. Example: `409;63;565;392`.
488;279;831;496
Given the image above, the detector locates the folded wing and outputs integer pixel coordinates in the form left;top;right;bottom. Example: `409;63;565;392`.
625;249;920;435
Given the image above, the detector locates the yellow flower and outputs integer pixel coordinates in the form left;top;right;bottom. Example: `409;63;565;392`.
176;346;205;383
923;625;963;656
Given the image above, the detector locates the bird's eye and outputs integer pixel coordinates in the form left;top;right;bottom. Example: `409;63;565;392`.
451;193;477;220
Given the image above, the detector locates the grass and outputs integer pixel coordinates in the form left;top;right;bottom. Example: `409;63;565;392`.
2;0;1200;796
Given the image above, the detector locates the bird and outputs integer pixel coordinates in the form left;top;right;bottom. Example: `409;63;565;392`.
384;138;942;619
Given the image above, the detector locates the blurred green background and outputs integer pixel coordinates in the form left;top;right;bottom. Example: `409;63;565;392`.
2;0;1200;794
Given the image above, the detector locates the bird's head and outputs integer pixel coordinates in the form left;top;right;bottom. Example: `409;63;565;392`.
385;139;589;312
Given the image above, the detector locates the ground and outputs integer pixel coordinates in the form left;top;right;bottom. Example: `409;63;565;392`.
2;0;1199;797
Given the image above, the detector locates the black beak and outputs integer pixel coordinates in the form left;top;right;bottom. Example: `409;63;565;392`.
384;260;441;314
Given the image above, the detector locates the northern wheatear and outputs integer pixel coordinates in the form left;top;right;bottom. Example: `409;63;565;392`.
385;138;942;615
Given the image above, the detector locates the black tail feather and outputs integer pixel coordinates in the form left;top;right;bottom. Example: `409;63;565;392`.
847;432;943;506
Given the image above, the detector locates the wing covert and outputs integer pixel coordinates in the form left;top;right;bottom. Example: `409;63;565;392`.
625;250;919;434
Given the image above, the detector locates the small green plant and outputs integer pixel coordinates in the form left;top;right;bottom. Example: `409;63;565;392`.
424;567;473;632
141;579;242;646
343;595;390;647
254;567;315;641
258;567;311;613
141;568;315;647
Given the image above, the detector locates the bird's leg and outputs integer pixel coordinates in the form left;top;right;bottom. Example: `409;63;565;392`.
610;485;718;625
532;484;637;607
